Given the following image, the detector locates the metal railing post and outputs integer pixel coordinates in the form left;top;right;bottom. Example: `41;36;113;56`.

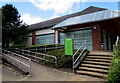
45;45;46;52
55;57;57;67
19;54;21;68
29;59;31;76
72;40;87;73
36;46;37;60
36;46;37;53
29;47;30;51
56;44;57;50
7;51;10;62
116;36;119;46
28;49;29;57
73;56;74;73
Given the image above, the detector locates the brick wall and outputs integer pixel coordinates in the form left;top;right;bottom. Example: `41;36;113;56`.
92;25;101;51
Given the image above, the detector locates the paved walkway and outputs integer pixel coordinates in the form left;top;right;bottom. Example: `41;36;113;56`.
0;63;2;83
2;54;105;81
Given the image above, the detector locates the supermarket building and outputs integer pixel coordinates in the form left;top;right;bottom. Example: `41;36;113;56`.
23;6;120;51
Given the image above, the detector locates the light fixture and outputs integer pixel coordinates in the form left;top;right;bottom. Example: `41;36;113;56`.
93;26;96;30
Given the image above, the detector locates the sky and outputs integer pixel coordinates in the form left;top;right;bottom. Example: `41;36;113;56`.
0;0;120;25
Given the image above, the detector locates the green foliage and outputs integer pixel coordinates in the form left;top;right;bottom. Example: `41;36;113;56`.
10;44;27;48
113;41;120;57
41;49;86;68
2;4;28;48
108;41;120;82
27;44;63;47
43;49;72;68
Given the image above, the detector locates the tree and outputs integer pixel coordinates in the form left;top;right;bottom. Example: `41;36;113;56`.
2;4;28;48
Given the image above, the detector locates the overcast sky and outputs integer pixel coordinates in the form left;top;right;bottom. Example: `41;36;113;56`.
1;0;119;25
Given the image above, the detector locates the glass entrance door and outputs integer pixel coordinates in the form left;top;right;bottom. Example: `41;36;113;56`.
102;32;107;50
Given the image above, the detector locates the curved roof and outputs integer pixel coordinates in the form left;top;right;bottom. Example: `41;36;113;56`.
52;10;120;29
28;6;107;31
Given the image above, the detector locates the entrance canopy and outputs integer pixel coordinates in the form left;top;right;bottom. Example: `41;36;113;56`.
52;10;120;29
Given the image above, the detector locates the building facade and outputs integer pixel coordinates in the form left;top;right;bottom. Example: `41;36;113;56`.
23;6;120;51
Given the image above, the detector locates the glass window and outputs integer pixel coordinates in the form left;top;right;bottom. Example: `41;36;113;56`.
36;34;54;45
60;29;93;50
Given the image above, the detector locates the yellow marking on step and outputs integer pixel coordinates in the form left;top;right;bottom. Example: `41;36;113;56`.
17;76;29;81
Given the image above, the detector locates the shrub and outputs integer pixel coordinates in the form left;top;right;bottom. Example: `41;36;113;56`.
41;49;87;68
10;44;27;48
43;49;72;68
26;44;63;48
108;41;120;82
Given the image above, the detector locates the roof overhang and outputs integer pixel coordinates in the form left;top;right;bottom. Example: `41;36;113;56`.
52;10;120;30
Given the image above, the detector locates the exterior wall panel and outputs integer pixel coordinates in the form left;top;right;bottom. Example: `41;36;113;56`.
22;37;32;45
36;28;54;35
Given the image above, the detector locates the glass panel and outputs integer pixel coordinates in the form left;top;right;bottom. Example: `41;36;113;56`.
105;10;112;18
60;33;66;45
65;18;73;25
60;29;93;50
74;16;81;24
93;12;100;21
88;13;95;22
81;14;90;23
99;11;106;20
53;10;119;29
36;34;54;45
69;17;78;25
111;11;118;17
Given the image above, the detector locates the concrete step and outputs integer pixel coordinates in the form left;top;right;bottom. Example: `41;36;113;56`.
86;56;112;60
75;51;113;78
88;54;113;57
76;70;107;78
81;63;110;70
78;67;108;73
83;61;111;66
89;51;113;56
84;58;112;63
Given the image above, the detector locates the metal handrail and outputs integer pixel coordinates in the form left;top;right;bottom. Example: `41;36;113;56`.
116;36;119;46
28;46;64;51
1;49;31;75
23;45;64;52
73;46;87;65
73;41;86;58
72;40;87;73
15;48;57;67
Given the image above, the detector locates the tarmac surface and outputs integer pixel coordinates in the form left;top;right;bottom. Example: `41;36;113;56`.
1;54;105;82
2;62;105;81
0;63;2;83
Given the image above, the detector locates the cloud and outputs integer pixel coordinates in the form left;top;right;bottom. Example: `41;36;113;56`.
20;13;43;25
28;0;87;15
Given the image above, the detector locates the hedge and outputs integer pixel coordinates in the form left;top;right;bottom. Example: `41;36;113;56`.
10;44;27;48
108;41;120;82
42;49;87;68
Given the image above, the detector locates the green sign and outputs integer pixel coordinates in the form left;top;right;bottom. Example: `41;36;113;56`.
65;38;74;55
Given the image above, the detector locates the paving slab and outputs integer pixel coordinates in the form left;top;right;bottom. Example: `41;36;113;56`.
2;54;105;81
